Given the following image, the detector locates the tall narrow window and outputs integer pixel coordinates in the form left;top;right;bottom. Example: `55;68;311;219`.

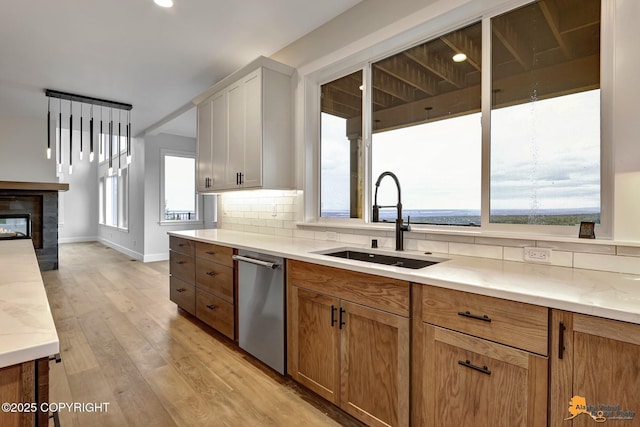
320;70;363;218
118;168;128;229
162;152;198;222
371;22;482;225
105;175;117;227
490;0;601;225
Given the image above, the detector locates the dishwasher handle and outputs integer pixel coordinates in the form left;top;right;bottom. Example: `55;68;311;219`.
232;254;280;270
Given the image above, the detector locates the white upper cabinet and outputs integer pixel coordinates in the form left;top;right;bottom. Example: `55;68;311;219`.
195;57;293;192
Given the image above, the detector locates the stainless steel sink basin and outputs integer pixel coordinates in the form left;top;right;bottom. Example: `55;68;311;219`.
317;248;446;269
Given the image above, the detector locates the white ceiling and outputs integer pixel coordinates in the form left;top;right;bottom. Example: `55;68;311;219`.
0;0;361;138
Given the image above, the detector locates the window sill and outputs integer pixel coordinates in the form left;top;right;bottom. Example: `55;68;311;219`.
159;220;203;226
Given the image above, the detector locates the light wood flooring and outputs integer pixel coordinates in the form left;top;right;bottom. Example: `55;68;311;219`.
42;242;364;427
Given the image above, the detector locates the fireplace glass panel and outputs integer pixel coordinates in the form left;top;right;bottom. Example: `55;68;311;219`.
0;213;31;238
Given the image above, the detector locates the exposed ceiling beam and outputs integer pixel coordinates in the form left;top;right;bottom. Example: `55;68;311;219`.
403;46;466;89
321;87;361;116
371;71;416;103
492;15;533;71
538;0;572;59
440;30;481;72
374;56;438;96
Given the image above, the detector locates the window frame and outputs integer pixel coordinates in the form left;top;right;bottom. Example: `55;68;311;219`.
159;149;201;225
309;0;612;238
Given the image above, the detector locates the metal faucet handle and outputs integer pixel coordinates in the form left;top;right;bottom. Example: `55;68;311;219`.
400;216;411;232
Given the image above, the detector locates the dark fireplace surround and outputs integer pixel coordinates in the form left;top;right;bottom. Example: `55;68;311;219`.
0;181;69;270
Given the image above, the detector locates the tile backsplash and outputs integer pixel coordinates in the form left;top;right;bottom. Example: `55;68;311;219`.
217;190;640;275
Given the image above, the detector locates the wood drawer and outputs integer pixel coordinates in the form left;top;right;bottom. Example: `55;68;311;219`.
170;276;195;315
196;289;234;340
421;286;548;355
196;258;234;303
170;251;195;284
169;236;195;257
287;259;410;317
195;242;233;267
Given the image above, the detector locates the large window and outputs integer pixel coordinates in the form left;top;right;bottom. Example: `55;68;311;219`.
317;0;602;232
98;129;129;230
161;151;198;222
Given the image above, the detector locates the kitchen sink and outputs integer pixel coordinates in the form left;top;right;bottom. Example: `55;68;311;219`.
317;248;446;269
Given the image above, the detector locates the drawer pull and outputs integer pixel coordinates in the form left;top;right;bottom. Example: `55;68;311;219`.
177;261;187;265
558;321;566;359
206;271;217;277
458;311;491;322
205;251;215;255
331;305;337;327
206;304;217;310
458;360;491;375
176;288;187;293
339;307;346;329
178;243;185;247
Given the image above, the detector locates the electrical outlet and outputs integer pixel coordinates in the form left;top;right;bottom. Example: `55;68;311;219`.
524;247;552;263
326;231;337;241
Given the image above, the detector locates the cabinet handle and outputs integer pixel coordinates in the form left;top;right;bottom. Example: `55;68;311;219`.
331;305;337;327
205;251;215;255
239;172;243;185
176;288;186;293
458;360;491;375
458;311;491;322
236;172;239;185
206;304;217;310
206;271;216;277
558;321;566;359
177;261;186;265
177;243;185;247
339;307;346;329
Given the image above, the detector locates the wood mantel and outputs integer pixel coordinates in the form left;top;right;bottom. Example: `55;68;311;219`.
0;181;69;191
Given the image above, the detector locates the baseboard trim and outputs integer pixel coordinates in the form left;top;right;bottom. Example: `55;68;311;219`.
59;236;98;244
144;252;169;263
97;237;144;261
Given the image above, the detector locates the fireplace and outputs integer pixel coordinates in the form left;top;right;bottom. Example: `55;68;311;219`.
0;212;31;239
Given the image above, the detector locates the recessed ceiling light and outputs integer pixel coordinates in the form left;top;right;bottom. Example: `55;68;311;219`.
154;0;173;8
452;53;467;63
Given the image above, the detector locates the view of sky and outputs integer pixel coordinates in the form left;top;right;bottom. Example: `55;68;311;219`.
321;89;600;214
164;155;196;212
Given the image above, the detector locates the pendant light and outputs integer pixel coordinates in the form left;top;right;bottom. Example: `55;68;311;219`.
108;108;113;176
44;89;133;173
79;104;84;161
89;105;95;162
126;110;132;164
69;101;73;175
46;98;51;159
58;98;62;174
118;110;122;176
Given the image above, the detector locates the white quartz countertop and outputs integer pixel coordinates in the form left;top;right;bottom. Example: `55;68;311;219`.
0;240;59;368
170;229;640;325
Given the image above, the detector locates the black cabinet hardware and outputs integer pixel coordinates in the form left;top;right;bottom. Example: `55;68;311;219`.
176;288;186;293
177;261;186;265
458;311;492;322
458;360;491;375
206;304;217;310
339;307;346;329
239;172;243;185
205;251;215;255
331;305;337;327
49;353;62;364
206;271;216;277
558;321;566;359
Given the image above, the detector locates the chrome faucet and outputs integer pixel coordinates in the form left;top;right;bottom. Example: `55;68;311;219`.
372;171;410;251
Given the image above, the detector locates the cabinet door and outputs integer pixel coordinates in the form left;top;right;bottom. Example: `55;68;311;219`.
241;70;262;188
196;99;213;192
421;324;547;427
550;311;640;427
287;286;340;404
226;81;245;188
340;301;410;427
210;91;228;191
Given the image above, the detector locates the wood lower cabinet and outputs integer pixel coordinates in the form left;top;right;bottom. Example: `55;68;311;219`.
169;236;235;340
550;310;640;427
287;260;410;427
0;358;49;427
412;284;548;427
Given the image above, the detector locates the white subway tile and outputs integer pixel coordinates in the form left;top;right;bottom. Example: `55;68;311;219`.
275;228;293;237
416;240;449;254
574;253;640;275
450;243;503;259
293;229;315;239
550;251;573;268
259;227;276;235
338;233;369;245
504;247;524;262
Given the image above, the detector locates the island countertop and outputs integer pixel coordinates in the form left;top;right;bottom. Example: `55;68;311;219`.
0;239;59;368
169;229;640;325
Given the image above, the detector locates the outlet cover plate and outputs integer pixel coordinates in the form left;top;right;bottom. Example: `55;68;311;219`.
524;247;552;263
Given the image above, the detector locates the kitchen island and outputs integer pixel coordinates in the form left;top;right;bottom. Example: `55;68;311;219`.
0;239;59;427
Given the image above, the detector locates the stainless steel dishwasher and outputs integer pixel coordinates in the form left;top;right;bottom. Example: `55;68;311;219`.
232;249;285;374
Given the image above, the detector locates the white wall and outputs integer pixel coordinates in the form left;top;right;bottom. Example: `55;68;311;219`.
143;133;208;262
0;115;57;182
58;129;99;243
